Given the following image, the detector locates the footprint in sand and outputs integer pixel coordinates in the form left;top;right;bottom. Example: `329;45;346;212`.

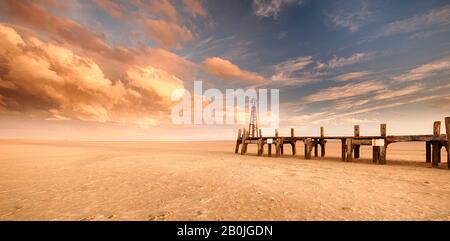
80;215;96;221
148;211;171;221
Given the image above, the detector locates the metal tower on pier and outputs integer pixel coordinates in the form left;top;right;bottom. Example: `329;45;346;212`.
248;98;259;137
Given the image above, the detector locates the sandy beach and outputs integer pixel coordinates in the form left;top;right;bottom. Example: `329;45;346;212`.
0;140;449;220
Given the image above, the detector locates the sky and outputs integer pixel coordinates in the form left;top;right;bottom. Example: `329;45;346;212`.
0;0;449;140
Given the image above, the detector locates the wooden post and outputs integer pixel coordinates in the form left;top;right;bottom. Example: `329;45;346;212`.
268;144;272;157
259;129;262;138
290;128;296;155
372;146;379;163
379;145;387;164
275;129;281;157
425;141;431;163
341;139;346;161
379;124;387;164
432;121;441;168
314;139;318;157
320;127;325;157
346;138;353;162
304;138;312;159
240;129;248;155
280;137;284;155
320;142;325;157
257;138;264;156
354;125;360;159
234;129;242;154
380;124;386;137
445;117;450;169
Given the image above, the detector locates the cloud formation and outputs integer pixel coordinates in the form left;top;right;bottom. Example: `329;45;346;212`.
253;0;302;19
376;4;450;38
0;24;183;127
374;84;422;100
393;58;450;81
322;53;372;69
335;71;370;81
202;57;266;83
182;0;208;18
328;0;372;32
302;80;385;102
144;19;194;49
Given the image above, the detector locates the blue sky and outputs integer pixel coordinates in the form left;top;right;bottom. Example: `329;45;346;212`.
0;0;449;139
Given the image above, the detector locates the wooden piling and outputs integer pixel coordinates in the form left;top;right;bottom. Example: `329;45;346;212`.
380;124;386;137
379;146;386;164
320;141;326;157
378;124;387;164
234;129;242;154
290;128;296;155
354;125;360;159
240;129;248;155
425;141;431;163
305;138;312;159
257;138;264;156
432;121;441;168
275;129;281;157
320;127;325;157
280;137;284;155
314;139;318;157
345;138;353;162
445;117;450;169
268;144;272;157
372;146;379;163
341;138;346;161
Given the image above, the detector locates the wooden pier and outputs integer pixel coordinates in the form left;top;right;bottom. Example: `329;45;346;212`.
235;117;450;169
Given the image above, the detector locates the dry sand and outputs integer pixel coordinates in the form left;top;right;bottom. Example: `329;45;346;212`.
0;139;449;220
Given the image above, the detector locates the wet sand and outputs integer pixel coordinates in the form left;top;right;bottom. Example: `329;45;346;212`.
0;140;449;220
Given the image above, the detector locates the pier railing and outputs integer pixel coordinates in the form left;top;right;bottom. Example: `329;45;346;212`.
235;117;450;169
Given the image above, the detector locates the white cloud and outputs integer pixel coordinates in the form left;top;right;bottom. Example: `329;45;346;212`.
325;52;372;69
253;0;303;19
273;56;313;74
328;0;372;32
374;84;422;100
377;4;450;37
335;71;370;81
269;53;373;86
302;80;385;102
393;58;450;81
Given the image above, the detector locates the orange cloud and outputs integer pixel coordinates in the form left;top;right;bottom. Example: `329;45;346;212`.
93;0;128;20
182;0;208;18
2;0;197;80
335;71;370;81
0;24;184;127
127;66;184;100
94;0;180;22
147;0;180;22
4;0;116;58
202;57;266;83
144;19;194;49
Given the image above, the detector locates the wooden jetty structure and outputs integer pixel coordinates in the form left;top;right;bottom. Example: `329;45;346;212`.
235;117;450;169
